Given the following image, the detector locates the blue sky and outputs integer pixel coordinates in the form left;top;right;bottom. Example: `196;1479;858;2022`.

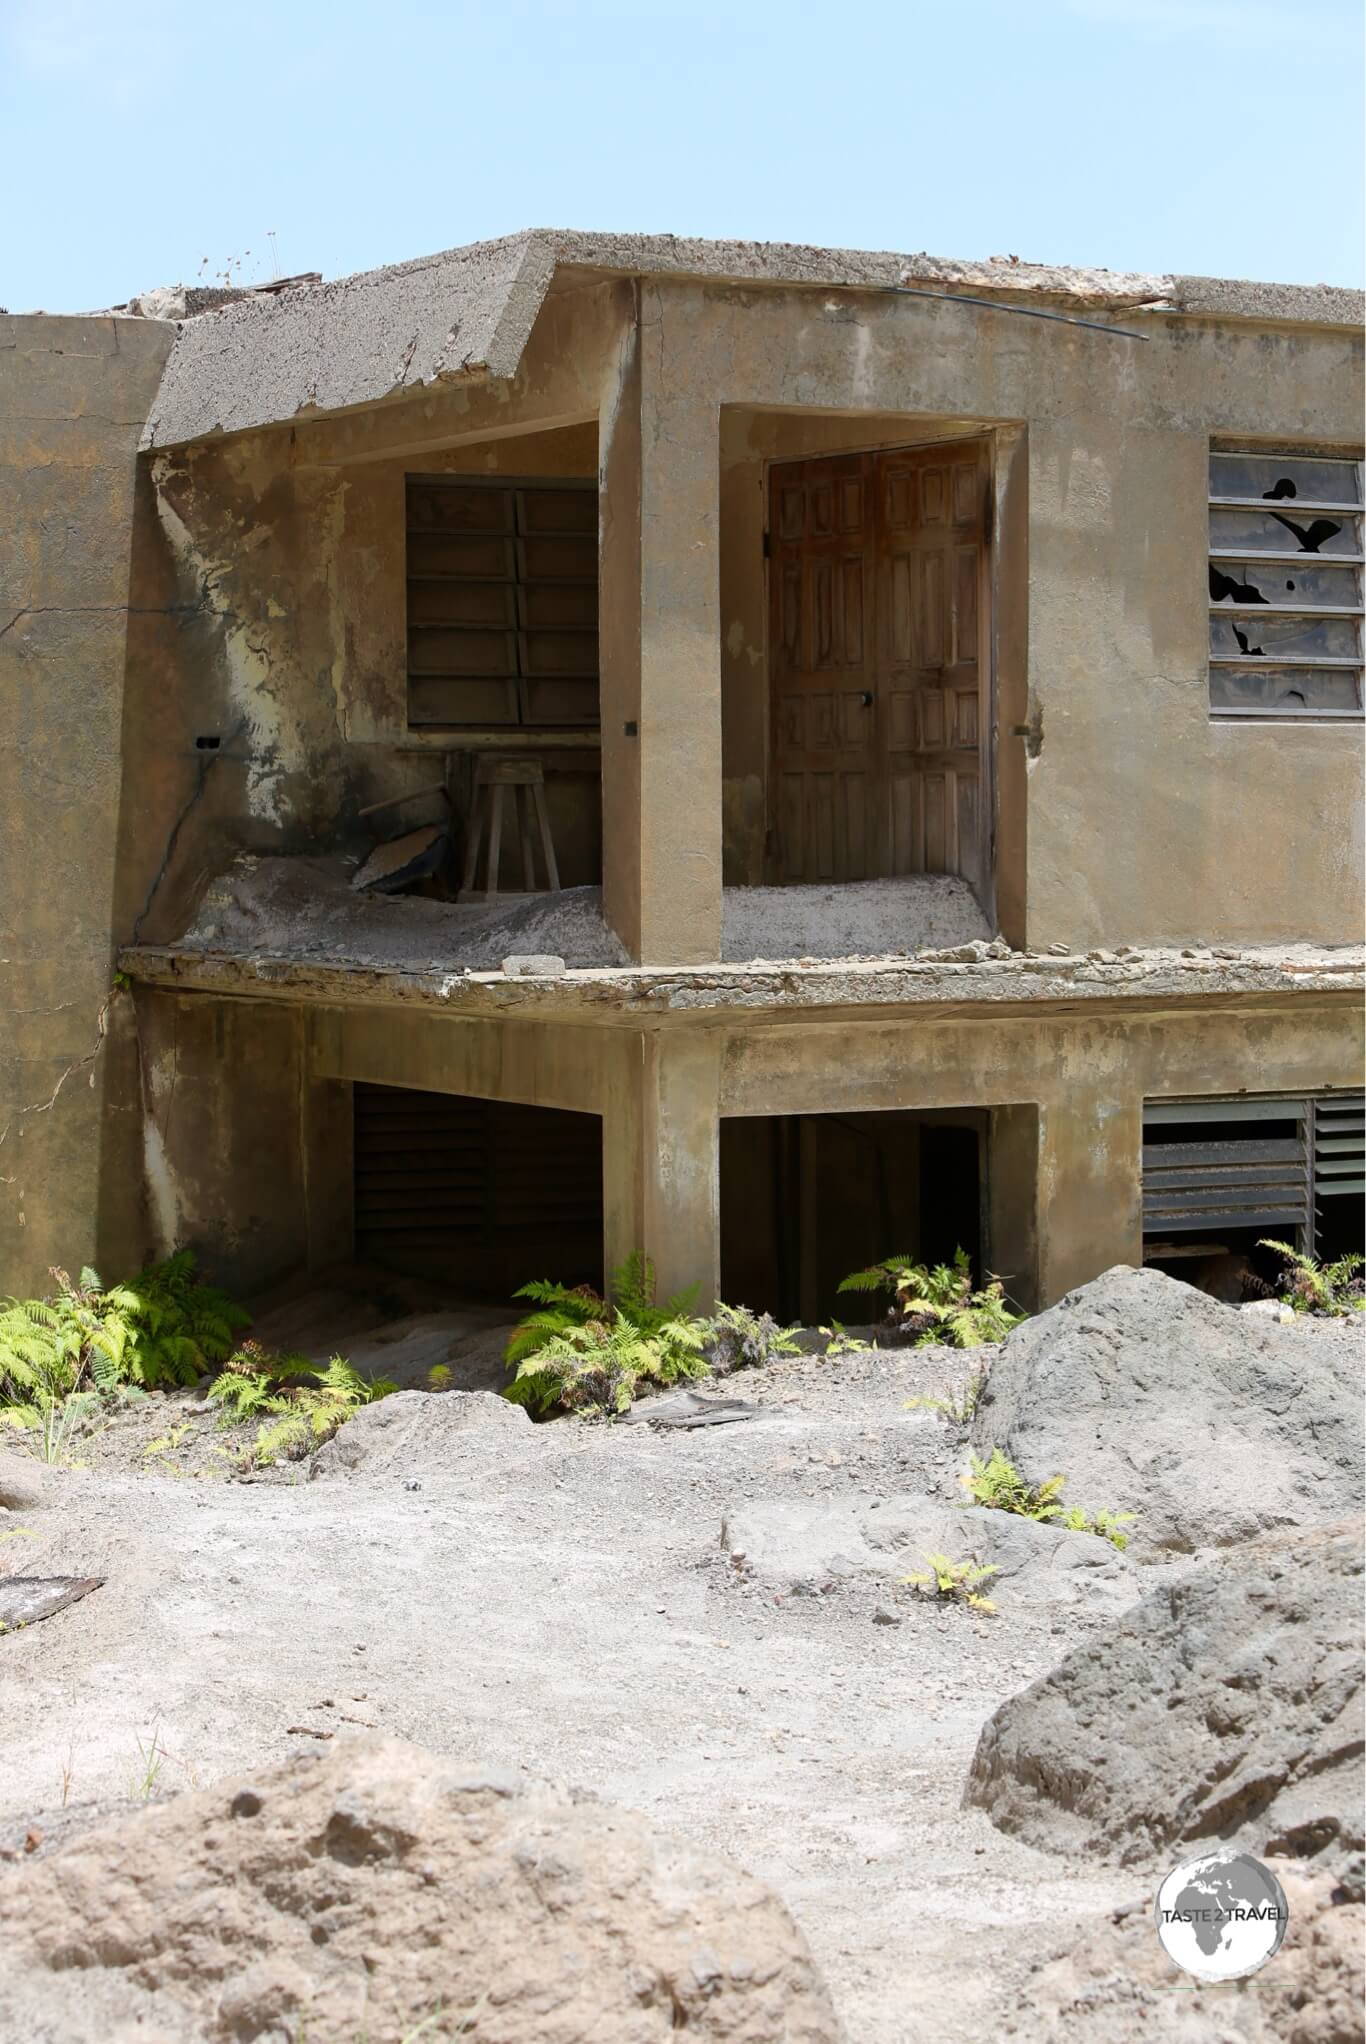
3;0;1361;311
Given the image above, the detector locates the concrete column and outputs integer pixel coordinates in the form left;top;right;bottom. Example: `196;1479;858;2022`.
301;1072;354;1270
1038;1090;1144;1304
601;1029;721;1308
990;1091;1143;1310
599;286;722;964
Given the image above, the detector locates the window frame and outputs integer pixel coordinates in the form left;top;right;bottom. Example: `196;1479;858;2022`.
1207;445;1364;724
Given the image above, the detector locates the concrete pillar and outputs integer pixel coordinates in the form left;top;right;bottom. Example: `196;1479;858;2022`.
602;1029;721;1308
990;1091;1143;1309
0;315;173;1292
599;288;722;964
301;1073;354;1270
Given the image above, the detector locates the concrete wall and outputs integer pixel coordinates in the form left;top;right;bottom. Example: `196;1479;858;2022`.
0;314;174;1292
128;986;1361;1310
657;277;1363;951
113;272;1362;970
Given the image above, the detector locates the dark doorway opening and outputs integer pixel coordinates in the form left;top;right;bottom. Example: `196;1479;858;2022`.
353;1084;602;1301
720;1108;985;1324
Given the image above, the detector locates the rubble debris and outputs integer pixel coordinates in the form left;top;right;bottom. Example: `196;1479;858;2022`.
350;823;449;895
970;1266;1364;1552
501;953;566;977
0;1578;102;1632
0;1735;841;2044
965;1520;1365;1875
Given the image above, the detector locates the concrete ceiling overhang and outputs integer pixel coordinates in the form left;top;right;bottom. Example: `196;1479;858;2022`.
140;228;1366;452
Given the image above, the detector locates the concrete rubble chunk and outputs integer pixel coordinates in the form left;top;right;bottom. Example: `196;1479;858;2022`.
0;1735;842;2042
501;953;567;977
965;1520;1365;1875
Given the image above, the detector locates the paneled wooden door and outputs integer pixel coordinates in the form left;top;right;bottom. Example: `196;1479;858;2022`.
767;439;989;886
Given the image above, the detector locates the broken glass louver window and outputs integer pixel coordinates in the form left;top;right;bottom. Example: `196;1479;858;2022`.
1208;451;1364;717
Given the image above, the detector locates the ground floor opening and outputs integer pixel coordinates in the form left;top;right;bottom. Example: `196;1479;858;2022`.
352;1082;602;1301
719;1107;990;1325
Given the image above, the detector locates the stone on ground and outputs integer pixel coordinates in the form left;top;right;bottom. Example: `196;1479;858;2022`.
0;1735;841;2044
0;1451;46;1512
969;1265;1364;1552
721;1494;1138;1609
1007;1863;1362;2044
965;1521;1365;1871
308;1387;538;1480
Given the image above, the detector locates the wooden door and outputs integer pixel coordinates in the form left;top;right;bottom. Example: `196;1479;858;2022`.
768;440;988;885
767;453;880;881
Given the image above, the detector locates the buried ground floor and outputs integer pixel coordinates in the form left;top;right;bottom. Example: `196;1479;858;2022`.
97;973;1364;1322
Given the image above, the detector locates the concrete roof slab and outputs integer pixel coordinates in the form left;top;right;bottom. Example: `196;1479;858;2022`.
140;228;1366;451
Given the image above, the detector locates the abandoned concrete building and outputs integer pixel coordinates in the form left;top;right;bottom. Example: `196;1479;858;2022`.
2;231;1363;1320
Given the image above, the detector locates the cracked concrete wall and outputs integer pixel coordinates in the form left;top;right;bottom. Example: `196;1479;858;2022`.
0;314;174;1293
114;416;603;951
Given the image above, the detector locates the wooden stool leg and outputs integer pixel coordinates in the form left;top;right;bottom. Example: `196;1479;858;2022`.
517;784;538;892
487;783;505;895
460;785;485;895
530;780;560;891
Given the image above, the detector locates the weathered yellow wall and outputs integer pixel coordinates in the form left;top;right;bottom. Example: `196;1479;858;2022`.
0;314;173;1292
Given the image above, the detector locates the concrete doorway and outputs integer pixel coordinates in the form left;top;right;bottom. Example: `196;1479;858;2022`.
353;1084;602;1300
766;439;991;887
719;1108;986;1324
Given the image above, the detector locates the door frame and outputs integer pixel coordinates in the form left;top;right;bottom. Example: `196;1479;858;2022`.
761;428;998;919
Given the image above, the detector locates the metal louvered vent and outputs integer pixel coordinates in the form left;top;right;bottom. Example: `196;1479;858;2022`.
1142;1097;1310;1239
1310;1093;1365;1251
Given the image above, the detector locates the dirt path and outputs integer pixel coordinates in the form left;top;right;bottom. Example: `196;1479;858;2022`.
2;1350;1142;2041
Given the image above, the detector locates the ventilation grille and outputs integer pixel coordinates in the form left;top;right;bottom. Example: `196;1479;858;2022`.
1141;1097;1310;1237
1311;1094;1365;1243
354;1085;601;1250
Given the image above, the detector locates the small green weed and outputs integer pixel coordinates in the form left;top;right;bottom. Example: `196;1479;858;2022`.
426;1364;452;1392
505;1253;707;1418
965;1449;1134;1549
905;1552;999;1614
907;1368;990;1425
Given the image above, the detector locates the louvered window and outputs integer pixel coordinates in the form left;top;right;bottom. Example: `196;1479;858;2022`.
1208;451;1363;718
1310;1093;1365;1251
406;476;599;731
1142;1091;1363;1255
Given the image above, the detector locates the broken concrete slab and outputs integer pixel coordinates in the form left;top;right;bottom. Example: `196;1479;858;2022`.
0;1577;102;1632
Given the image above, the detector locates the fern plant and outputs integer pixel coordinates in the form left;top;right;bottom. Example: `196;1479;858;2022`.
1258;1240;1364;1318
704;1303;802;1375
506;1313;708;1419
219;1350;398;1466
505;1251;700;1369
962;1448;1067;1521
0;1252;250;1417
905;1552;999;1614
966;1449;1135;1550
907;1367;991;1426
838;1248;1023;1348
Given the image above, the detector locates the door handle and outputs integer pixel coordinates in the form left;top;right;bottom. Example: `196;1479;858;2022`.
859;691;873;707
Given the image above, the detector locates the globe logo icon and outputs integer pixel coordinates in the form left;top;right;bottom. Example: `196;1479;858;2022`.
1154;1850;1290;1983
